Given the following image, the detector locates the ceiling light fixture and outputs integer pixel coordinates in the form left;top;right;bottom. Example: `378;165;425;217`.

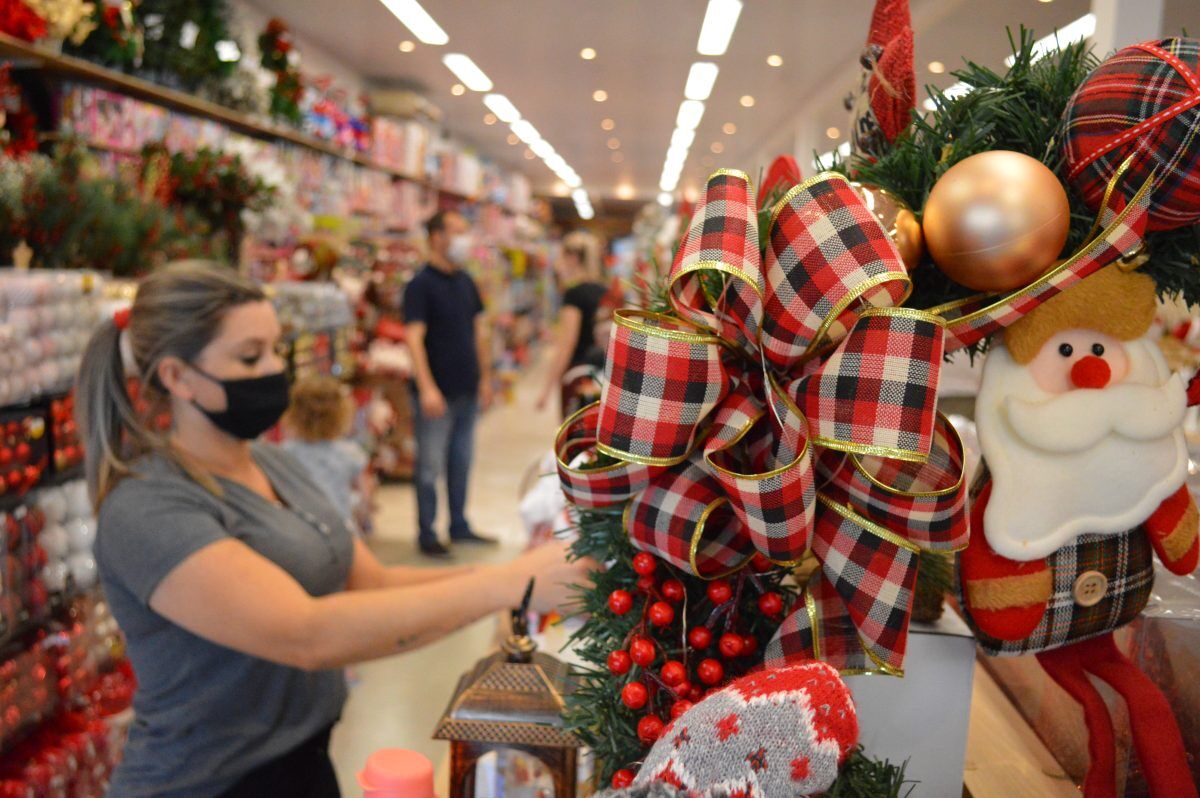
710;141;724;154
593;89;608;102
684;62;720;101
563;173;582;188
578;206;595;220
739;94;755;108
607;137;621;150
722;122;736;135
825;126;840;139
523;149;536;160
766;54;783;67
510;119;540;143
442;53;493;91
483;113;497;125
616;184;635;200
378;0;448;45
922;80;972;111
572;189;588;204
483;94;520;123
928;60;945;74
580;47;596;60
531;139;555;159
612;152;625;163
676;99;706;130
545;153;566;171
658;192;674;207
506;133;520;145
450;83;466;96
601;118;615;131
660;173;681;192
697;0;743;56
671;128;696;149
1006;14;1096;67
398;40;415;52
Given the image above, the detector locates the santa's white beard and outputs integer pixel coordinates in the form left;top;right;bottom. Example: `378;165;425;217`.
975;338;1187;561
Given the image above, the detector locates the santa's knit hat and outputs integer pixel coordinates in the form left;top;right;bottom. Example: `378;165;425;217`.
1003;265;1158;364
601;662;858;798
849;0;916;155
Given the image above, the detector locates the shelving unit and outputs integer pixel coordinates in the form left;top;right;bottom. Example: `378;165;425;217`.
0;31;480;203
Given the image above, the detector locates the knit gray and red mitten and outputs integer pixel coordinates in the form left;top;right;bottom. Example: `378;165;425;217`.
610;662;858;798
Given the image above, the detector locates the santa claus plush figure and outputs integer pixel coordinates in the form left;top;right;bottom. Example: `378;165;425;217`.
961;265;1199;798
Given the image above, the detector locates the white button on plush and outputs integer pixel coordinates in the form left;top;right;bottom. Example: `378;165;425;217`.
1073;570;1108;607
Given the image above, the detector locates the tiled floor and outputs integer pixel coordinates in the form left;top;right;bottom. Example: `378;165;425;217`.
329;363;559;793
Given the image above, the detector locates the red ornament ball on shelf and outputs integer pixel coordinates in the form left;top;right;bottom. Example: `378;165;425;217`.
607;650;632;676
14;442;30;462
758;592;784;617
629;637;656;667
707;580;733;604
621;681;649;710
632;552;658;576
697;658;725;686
661;579;685;603
607;589;634;616
718;633;745;659
611;770;635;790
688;626;713;649
648;601;675;627
660;660;687;686
637;715;666;744
670;700;694;720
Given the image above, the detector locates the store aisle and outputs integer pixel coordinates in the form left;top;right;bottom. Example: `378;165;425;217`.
330;359;560;793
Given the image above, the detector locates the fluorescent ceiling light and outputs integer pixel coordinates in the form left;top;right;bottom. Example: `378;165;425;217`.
511;120;540;143
922;81;972;112
578;206;595;220
572;189;588;203
676;99;706;131
1006;13;1096;67
545;153;566;171
671;128;696;150
442;53;493;92
483;94;520;123
684;62;720;101
665;149;689;169
531;139;555;159
378;0;448;45
697;0;742;56
658;192;674;207
563;174;583;188
660;174;680;192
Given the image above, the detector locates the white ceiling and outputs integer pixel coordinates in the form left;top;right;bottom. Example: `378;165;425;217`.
245;0;1194;202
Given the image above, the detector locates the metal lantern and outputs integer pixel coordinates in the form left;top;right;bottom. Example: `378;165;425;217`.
433;583;580;798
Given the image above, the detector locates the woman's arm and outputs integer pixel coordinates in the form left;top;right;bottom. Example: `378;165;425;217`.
149;537;586;671
537;306;582;410
347;537;477;589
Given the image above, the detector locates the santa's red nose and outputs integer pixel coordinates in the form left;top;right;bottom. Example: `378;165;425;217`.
1071;356;1111;389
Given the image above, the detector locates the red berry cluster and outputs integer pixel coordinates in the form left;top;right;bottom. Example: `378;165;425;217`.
603;549;790;782
48;395;82;474
0;414;48;498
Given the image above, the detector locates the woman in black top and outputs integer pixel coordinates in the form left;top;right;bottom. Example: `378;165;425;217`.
536;234;608;413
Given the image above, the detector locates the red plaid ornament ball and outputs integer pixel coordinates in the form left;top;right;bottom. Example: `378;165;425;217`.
1063;37;1200;232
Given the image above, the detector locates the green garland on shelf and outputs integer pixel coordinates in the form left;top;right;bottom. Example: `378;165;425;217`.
841;28;1200;314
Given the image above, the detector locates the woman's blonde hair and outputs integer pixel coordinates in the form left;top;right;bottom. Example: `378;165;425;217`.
284;376;354;442
75;261;266;510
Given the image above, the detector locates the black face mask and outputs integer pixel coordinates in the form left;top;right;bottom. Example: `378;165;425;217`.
189;364;291;440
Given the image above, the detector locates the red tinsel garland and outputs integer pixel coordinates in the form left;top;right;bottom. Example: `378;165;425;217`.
0;0;47;42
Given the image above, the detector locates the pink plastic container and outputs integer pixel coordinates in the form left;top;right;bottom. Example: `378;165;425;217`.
357;749;437;798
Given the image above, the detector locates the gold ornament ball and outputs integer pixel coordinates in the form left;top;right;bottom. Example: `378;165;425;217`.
850;183;925;271
922;151;1070;293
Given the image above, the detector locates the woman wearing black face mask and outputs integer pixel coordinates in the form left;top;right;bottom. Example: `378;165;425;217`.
76;262;592;798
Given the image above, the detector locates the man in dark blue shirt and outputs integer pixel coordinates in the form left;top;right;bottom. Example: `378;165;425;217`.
403;210;495;557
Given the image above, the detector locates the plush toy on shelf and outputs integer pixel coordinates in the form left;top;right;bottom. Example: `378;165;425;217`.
960;264;1199;798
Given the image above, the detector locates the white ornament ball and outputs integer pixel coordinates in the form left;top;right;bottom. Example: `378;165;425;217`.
39;523;70;559
67;553;98;590
42;561;70;593
64;482;91;518
66;517;96;553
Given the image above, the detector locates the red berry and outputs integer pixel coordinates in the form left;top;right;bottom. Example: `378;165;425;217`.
632;552;658;576
660;660;686;686
673;679;693;698
648;601;675;627
637;715;665;744
14;442;30;462
697;658;725;686
608;589;634;616
742;635;758;657
688;626;713;649
670;700;693;720
749;552;774;573
661;579;685;603
621;682;648;710
629;637;656;667
707;580;733;604
635;575;657;594
611;770;635;789
607;650;632;675
718;633;745;659
688;685;704;701
758;592;784;617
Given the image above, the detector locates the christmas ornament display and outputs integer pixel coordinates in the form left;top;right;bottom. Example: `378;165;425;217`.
601;663;858;798
923;151;1071;292
961;265;1199;798
850;182;924;271
34;480;97;594
1063;37;1200;232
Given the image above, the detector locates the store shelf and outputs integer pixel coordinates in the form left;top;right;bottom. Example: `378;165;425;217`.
0;32;488;202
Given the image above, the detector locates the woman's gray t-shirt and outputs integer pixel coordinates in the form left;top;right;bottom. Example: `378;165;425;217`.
96;444;356;798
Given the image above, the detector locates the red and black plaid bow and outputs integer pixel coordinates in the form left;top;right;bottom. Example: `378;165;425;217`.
558;166;1152;676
